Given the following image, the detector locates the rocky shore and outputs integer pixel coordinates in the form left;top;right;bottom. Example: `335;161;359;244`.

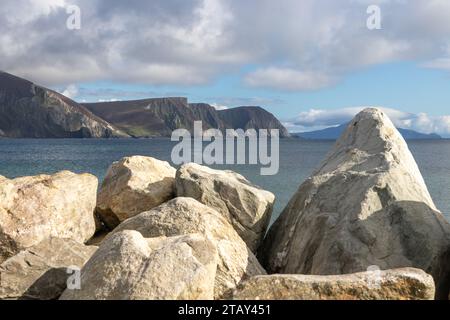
1;108;449;300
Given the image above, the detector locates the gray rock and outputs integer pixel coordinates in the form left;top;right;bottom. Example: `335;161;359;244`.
109;197;266;299
60;231;218;300
232;268;435;300
176;163;275;251
96;156;176;229
261;108;450;299
0;171;98;263
0;237;96;300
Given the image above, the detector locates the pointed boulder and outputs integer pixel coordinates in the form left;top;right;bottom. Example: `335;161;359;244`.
260;108;450;299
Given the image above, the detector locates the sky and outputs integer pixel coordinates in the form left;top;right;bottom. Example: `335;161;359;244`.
2;0;450;135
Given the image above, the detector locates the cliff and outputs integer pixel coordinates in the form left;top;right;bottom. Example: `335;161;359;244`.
84;98;290;138
0;72;127;138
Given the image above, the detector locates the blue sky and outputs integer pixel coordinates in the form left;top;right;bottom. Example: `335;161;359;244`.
2;0;450;135
65;61;450;134
72;61;450;117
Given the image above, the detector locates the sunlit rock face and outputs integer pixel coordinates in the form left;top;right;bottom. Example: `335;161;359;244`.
95;156;176;229
232;268;436;300
60;231;218;300
261;108;450;299
109;197;266;299
176;163;275;252
0;171;98;263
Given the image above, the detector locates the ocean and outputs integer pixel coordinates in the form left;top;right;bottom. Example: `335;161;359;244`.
1;138;449;223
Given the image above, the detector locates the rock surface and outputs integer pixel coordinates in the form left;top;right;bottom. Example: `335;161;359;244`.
96;156;176;229
0;171;98;263
261;108;450;299
176;163;275;251
60;231;218;300
0;237;96;300
232;268;435;300
109;197;266;299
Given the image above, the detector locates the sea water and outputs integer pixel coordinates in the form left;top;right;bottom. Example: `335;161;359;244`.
1;138;449;223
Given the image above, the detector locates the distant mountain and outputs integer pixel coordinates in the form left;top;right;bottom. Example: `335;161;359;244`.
293;123;442;140
84;98;290;138
396;128;442;140
0;72;127;138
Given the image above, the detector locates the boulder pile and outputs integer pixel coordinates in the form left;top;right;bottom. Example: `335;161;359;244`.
1;109;449;300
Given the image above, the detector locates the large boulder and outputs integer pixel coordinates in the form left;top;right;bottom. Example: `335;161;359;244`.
96;156;176;229
261;108;450;299
232;268;435;300
175;163;275;251
0;171;97;263
60;230;218;300
109;197;266;299
0;237;96;300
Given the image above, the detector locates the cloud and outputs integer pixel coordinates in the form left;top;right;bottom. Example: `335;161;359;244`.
2;0;450;90
288;107;450;136
61;84;78;99
98;98;119;102
290;107;410;127
244;68;335;91
210;103;229;110
422;44;450;71
55;86;191;103
206;96;285;107
422;58;450;71
0;0;238;86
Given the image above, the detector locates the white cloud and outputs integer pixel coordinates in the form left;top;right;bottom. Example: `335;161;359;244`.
2;0;450;90
210;103;229;110
61;84;78;99
0;0;238;86
245;68;335;91
98;98;119;102
423;58;450;71
289;107;450;136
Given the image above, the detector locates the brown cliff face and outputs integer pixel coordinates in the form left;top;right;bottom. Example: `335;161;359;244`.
0;71;289;138
84;99;290;138
0;72;126;138
84;97;194;137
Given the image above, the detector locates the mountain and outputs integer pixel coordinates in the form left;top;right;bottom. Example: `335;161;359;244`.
218;106;290;137
293;123;442;140
0;72;127;138
84;98;290;138
396;128;442;140
84;97;192;137
0;71;289;139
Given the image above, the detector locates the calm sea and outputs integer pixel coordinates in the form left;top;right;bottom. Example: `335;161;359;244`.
1;138;449;223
